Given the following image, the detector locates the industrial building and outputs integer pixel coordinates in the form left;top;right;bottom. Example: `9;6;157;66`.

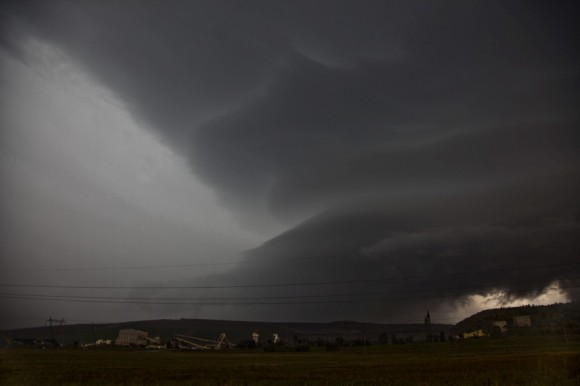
115;329;160;347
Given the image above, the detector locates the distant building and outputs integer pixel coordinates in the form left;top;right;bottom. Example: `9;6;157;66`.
513;315;532;327
251;331;260;344
492;321;508;334
115;329;149;347
462;329;486;339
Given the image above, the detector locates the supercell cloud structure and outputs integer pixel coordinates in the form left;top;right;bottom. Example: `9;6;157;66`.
1;1;579;324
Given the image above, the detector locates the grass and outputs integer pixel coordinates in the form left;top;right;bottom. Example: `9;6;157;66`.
1;336;579;385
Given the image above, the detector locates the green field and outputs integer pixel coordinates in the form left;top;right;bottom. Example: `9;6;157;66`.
1;337;579;385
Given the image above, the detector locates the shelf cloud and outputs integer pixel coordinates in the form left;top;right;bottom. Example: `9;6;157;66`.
1;0;578;324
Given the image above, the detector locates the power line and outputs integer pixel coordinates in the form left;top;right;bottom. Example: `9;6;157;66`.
0;314;468;326
1;261;578;290
1;284;577;306
1;277;576;302
3;231;578;272
0;315;46;322
0;315;115;324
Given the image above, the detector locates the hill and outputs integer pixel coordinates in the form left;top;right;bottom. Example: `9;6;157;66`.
453;302;580;336
3;318;452;346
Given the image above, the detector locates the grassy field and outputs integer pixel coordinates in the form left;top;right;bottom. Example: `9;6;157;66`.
1;336;579;385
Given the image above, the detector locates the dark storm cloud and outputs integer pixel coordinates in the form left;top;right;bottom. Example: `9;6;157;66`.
2;0;288;155
192;172;578;321
2;0;579;320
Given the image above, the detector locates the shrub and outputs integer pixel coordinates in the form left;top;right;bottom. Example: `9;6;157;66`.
294;344;310;352
324;342;339;351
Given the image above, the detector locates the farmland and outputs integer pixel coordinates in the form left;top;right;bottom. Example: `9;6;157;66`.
1;336;579;385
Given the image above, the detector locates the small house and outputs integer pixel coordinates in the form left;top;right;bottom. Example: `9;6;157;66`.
462;329;486;339
491;320;508;334
512;315;532;327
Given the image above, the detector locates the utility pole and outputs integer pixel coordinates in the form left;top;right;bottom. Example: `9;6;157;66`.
424;310;432;343
561;313;569;345
47;316;54;340
46;317;66;340
363;327;367;358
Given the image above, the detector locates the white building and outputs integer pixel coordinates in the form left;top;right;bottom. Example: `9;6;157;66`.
115;329;149;347
251;331;259;344
492;321;508;334
513;315;532;327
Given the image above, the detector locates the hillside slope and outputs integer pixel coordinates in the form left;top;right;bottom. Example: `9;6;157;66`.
454;302;580;335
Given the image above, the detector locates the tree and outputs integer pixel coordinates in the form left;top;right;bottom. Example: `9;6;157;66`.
378;333;389;345
491;325;503;339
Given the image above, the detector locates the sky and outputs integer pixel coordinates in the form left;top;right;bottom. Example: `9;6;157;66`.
1;1;579;329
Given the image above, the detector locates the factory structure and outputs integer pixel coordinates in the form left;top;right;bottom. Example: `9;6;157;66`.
115;329;161;348
77;328;281;350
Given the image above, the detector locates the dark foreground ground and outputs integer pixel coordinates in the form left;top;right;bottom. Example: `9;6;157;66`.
1;336;579;385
